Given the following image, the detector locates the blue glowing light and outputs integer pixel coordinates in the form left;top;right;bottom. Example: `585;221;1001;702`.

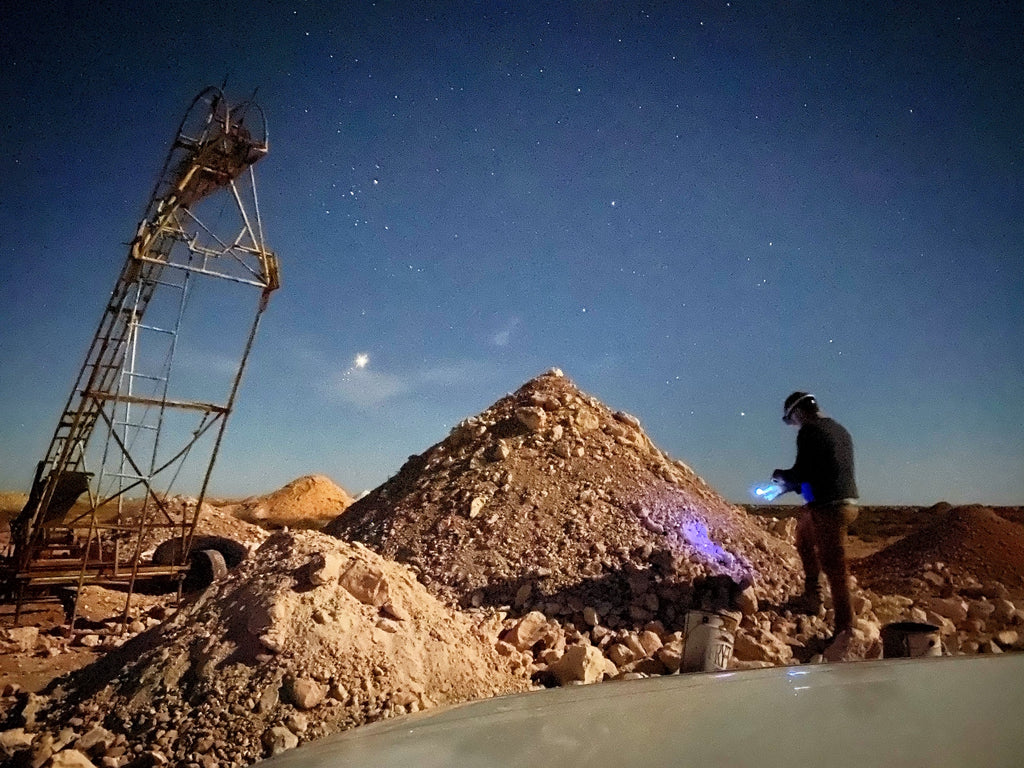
681;518;735;567
675;511;757;584
751;481;784;502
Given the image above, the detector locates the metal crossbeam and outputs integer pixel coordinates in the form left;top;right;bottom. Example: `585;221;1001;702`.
3;87;279;626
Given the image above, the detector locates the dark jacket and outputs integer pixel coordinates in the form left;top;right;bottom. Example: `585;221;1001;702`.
775;417;858;504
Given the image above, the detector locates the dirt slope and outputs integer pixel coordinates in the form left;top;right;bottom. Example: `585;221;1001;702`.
326;369;801;629
23;529;530;765
854;505;1024;596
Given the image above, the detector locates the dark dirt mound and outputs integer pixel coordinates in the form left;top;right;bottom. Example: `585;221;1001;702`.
853;505;1024;594
326;370;800;630
994;506;1024;528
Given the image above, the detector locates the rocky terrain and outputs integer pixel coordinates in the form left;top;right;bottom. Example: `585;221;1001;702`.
2;370;1023;768
325;368;798;624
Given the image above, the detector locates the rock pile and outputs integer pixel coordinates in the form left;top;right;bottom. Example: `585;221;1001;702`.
5;372;1023;768
326;369;802;630
854;505;1024;597
6;530;530;766
228;474;354;531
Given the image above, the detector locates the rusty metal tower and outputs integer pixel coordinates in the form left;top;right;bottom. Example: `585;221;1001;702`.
3;86;280;623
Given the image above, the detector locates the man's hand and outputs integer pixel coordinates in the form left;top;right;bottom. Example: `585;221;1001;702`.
771;470;793;493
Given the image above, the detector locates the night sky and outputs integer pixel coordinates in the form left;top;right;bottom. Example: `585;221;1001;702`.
1;1;1022;505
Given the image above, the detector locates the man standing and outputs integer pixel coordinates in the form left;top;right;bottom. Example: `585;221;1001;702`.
772;392;859;638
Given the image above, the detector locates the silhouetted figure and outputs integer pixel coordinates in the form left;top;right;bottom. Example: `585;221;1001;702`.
772;392;859;638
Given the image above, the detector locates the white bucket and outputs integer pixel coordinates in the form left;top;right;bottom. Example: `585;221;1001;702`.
682;610;735;672
881;622;942;658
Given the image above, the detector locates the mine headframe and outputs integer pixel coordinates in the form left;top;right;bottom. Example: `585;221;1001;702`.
3;86;280;625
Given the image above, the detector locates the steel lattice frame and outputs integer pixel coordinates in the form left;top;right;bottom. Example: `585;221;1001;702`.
4;87;279;624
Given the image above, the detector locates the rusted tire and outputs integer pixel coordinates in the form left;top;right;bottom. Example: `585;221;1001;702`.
152;534;248;568
184;548;228;592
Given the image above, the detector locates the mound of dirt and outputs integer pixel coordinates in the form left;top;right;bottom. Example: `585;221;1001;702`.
326;369;800;629
231;475;354;530
110;495;269;556
854;505;1024;594
30;529;531;765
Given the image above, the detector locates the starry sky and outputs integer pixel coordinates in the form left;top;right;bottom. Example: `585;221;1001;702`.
1;1;1022;506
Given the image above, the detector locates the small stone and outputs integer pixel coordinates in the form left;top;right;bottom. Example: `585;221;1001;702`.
285;713;309;734
582;607;599;627
657;639;685;673
991;599;1016;624
733;627;793;665
258;679;281;714
487;441;510;461
328;682;349;701
922;597;968;624
994;630;1020;649
339;561;391;607
74;726;115;757
967;600;996;622
4;627;39;653
47;749;98;768
735;587;759;615
469;497;487;518
606;643;637;667
515;407;546;432
18;693;46;729
613;411;641;429
0;728;34;757
981;581;1009;600
923;611;957;636
549;644;608;685
538;648;561;665
502;611;549;651
262;726;298;757
303;551;344;587
381;601;410;621
638;630;663;656
285;677;327;710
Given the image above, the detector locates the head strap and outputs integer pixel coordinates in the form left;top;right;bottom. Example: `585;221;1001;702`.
783;392;816;422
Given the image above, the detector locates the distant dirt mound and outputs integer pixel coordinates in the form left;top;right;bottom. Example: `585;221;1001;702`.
115;495;268;557
36;529;530;765
854;505;1024;592
233;475;354;530
326;370;799;629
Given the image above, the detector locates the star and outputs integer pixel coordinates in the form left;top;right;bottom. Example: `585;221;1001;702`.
354;353;369;369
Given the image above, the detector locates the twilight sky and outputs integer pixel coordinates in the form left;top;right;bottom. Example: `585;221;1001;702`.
1;1;1022;505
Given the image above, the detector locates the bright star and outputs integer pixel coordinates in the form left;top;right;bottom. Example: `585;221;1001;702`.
354;353;369;368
